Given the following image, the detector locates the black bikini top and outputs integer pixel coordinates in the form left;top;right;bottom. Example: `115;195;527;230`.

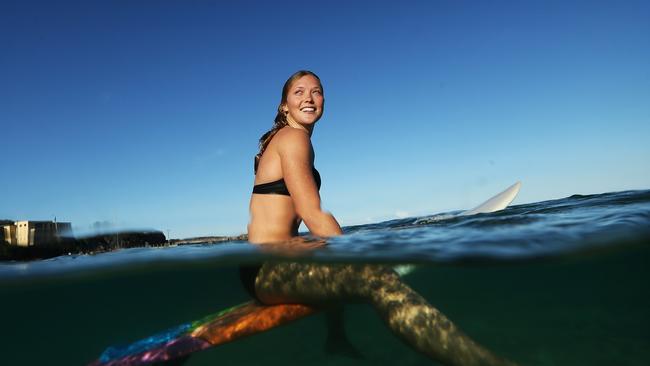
252;168;321;196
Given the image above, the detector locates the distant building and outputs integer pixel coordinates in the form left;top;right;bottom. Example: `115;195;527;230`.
2;221;73;246
2;225;16;245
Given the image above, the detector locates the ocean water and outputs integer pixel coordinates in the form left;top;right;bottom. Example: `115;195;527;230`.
1;190;649;365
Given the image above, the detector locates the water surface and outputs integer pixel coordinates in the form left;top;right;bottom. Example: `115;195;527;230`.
1;190;649;365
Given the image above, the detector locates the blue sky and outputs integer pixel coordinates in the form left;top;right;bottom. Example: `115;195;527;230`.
1;0;648;238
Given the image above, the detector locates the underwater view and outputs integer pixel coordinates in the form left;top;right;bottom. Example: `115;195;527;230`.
1;189;649;365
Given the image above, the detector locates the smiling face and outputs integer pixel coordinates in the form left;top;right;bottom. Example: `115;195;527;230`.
282;74;324;127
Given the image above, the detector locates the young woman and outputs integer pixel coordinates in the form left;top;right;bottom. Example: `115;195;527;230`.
243;70;517;366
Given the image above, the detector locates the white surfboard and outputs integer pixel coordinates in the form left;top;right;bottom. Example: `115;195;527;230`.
459;181;522;216
395;181;521;276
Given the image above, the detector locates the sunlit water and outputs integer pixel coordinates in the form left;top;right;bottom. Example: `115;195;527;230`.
1;190;649;365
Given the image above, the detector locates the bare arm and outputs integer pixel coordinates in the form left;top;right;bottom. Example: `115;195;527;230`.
277;129;342;237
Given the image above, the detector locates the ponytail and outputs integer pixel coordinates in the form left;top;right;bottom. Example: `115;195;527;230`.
254;106;288;173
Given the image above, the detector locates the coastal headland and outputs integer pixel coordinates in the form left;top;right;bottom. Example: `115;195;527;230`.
1;219;247;261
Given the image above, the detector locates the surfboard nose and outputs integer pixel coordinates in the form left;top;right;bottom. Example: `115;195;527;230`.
460;181;522;216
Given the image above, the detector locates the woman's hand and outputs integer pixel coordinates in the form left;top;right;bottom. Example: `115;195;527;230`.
257;236;328;257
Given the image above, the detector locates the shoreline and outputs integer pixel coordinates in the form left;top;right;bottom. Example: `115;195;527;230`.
0;232;248;262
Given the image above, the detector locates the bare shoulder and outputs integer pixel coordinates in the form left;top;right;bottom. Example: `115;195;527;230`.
274;127;312;156
275;127;310;144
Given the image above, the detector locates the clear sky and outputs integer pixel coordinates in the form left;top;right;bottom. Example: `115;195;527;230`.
1;0;649;238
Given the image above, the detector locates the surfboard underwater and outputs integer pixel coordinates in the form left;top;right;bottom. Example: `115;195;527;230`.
89;182;521;366
89;302;316;366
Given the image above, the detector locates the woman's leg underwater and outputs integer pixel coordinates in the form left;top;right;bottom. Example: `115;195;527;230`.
324;307;363;358
255;262;517;366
